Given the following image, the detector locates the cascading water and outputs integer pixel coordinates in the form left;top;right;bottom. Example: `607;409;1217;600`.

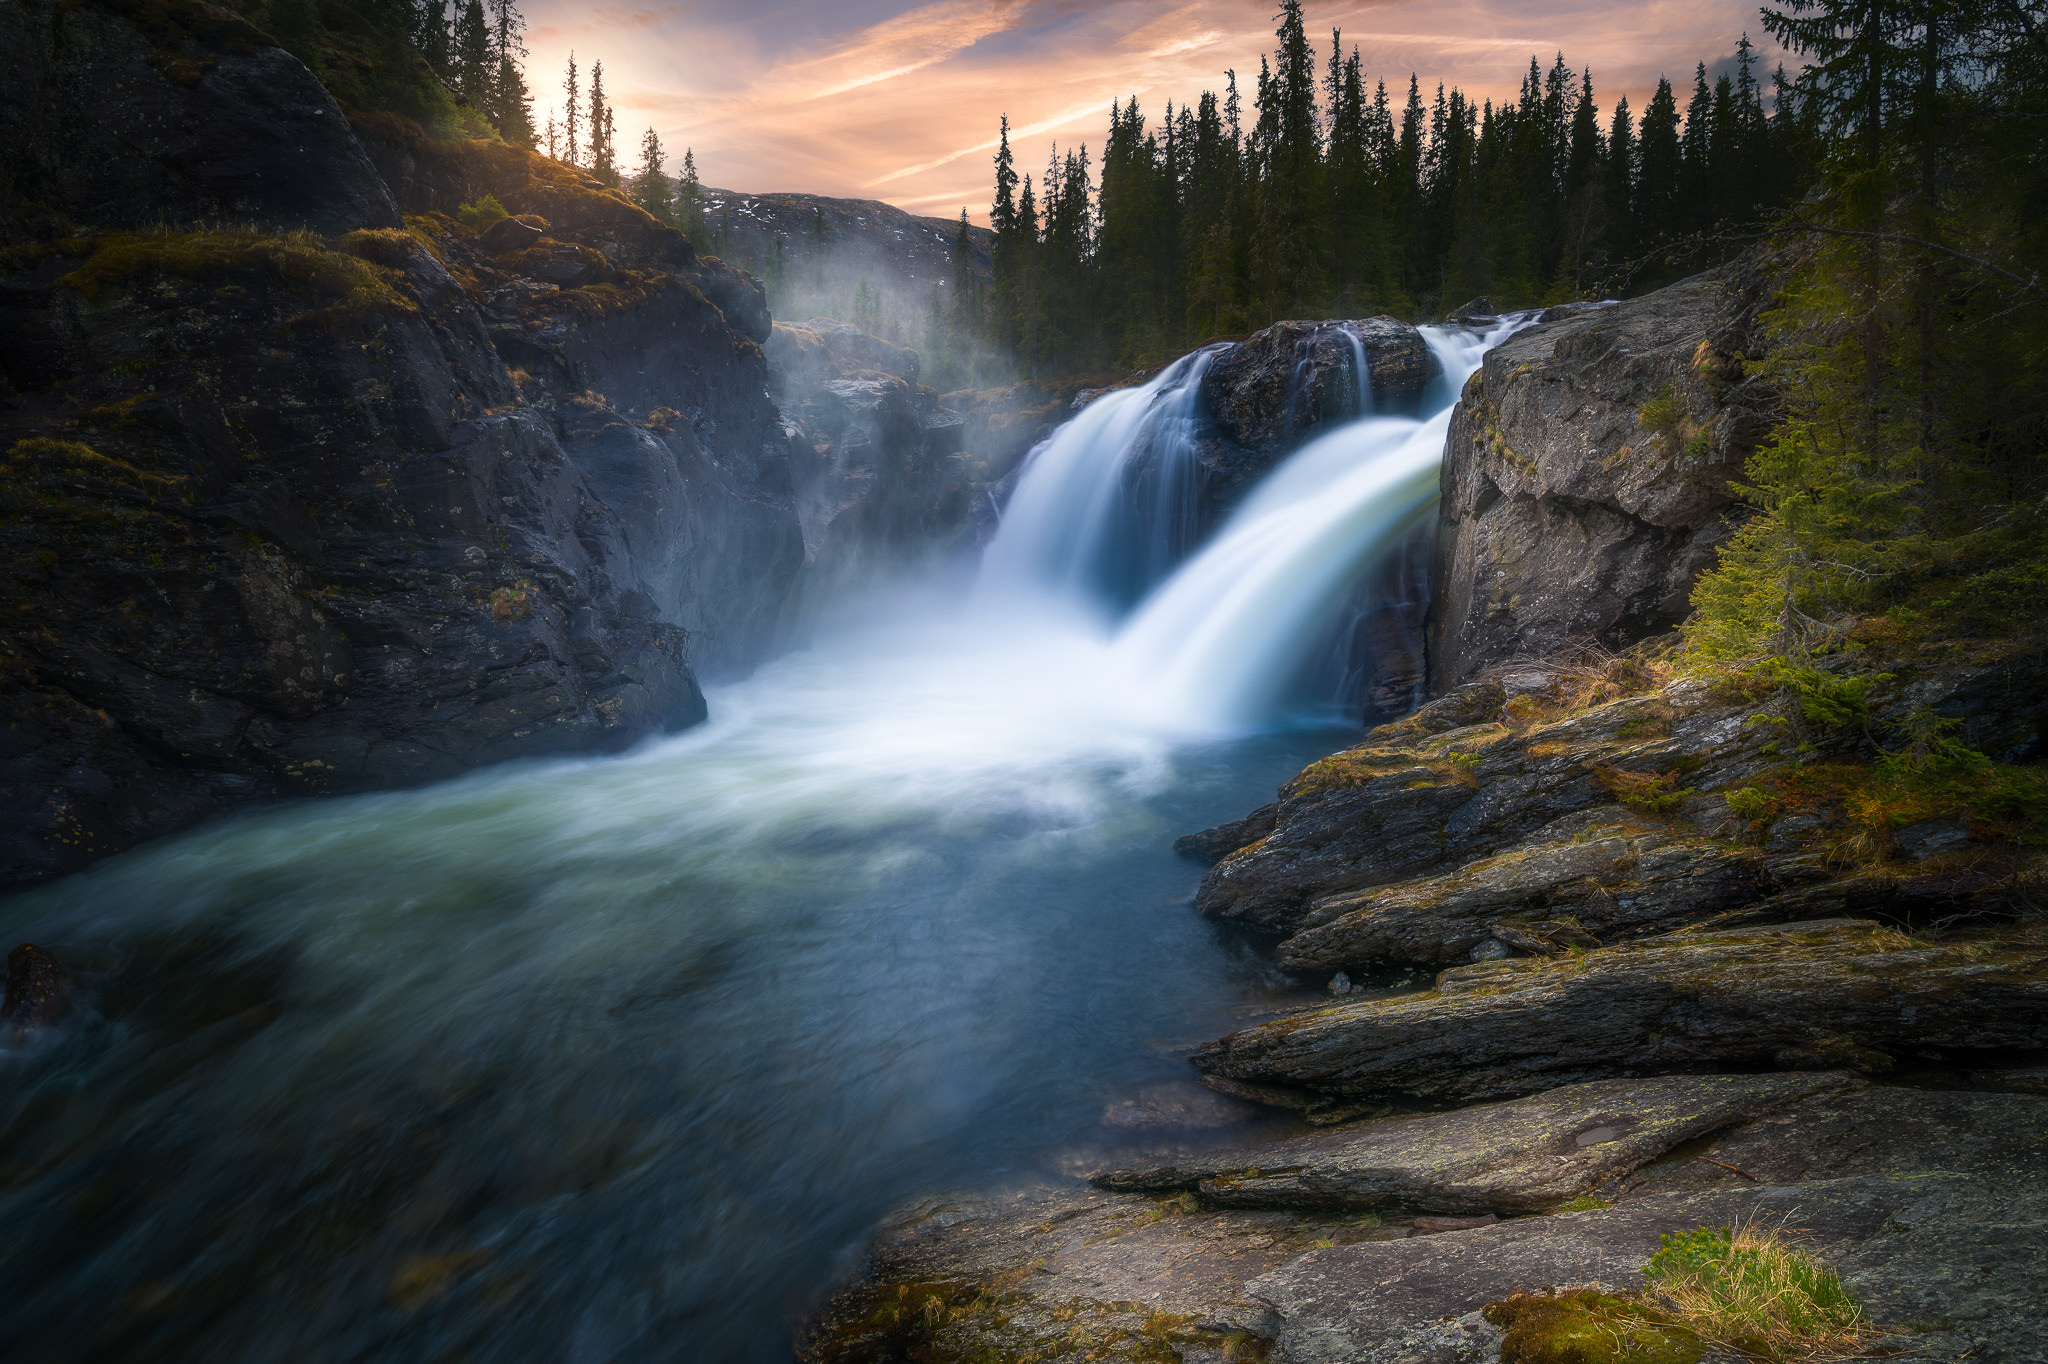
0;313;1530;1363
976;347;1220;613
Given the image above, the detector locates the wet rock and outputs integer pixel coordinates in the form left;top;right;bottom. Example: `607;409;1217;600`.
768;321;977;616
1430;269;1777;687
1174;802;1279;865
1204;318;1438;463
1278;826;1775;973
1970;1064;2048;1096
4;943;67;1032
810;1083;2048;1364
1194;919;2048;1104
1249;1174;2048;1364
1092;1073;1855;1214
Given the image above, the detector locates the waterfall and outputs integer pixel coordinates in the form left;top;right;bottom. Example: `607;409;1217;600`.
976;312;1531;734
1338;325;1372;417
1109;315;1532;733
976;348;1219;614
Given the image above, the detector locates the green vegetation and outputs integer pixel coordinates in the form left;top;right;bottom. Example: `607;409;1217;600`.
1684;1;2048;667
55;229;413;329
454;194;508;229
1484;1225;1871;1364
1643;1226;1871;1361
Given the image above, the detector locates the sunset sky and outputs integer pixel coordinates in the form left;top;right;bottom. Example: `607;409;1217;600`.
522;0;1787;224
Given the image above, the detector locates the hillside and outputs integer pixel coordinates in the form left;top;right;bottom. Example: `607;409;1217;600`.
698;187;992;345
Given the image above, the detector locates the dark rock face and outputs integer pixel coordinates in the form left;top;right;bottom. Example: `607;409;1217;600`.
767;320;975;613
0;8;806;888
1194;919;2048;1104
0;2;398;235
1429;271;1776;688
1094;1072;1856;1214
1197;317;1436;508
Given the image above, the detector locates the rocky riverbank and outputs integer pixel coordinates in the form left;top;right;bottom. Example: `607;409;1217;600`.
799;280;2048;1363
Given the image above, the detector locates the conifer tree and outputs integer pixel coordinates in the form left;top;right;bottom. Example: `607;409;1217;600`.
632;127;672;221
485;0;535;147
562;53;580;165
677;148;706;240
415;0;452;80
1679;62;1714;229
588;61;617;186
1635;77;1682;244
454;0;491;108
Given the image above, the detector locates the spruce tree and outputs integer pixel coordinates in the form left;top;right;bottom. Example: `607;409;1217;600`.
485;0;535;147
562;53;580;165
677;148;706;240
1635;77;1682;245
632;127;672;222
588;61;617;187
454;0;491;108
415;0;451;80
1679;62;1714;230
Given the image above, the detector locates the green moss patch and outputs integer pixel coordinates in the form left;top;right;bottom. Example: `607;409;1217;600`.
57;230;415;331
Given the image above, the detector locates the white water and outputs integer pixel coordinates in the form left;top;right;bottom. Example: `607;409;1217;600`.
1107;318;1523;731
977;347;1220;614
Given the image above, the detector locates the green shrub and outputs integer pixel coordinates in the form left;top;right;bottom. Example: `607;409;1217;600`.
456;194;509;230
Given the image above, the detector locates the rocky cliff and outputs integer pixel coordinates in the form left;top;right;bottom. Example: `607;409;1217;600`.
767;318;974;613
698;187;991;341
0;1;804;888
1430;273;1776;686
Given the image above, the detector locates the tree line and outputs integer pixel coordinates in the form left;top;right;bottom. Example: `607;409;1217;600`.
985;0;1812;375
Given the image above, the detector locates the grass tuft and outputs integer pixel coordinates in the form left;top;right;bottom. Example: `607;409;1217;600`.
1643;1225;1874;1362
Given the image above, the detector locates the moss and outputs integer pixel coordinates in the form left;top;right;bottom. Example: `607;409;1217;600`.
57;230;414;330
1485;1289;1703;1364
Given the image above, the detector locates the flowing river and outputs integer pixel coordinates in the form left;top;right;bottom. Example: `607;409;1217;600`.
0;317;1523;1362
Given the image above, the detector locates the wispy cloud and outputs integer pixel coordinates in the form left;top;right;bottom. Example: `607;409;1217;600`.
521;0;1783;221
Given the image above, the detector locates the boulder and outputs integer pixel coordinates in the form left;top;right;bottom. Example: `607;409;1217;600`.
1203;318;1438;457
1093;1072;1857;1214
1194;919;2048;1104
1429;269;1777;688
477;213;545;253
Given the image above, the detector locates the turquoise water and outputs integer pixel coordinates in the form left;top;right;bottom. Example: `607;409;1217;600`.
0;601;1343;1362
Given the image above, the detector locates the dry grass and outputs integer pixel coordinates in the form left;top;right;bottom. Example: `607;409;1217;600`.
1643;1224;1875;1362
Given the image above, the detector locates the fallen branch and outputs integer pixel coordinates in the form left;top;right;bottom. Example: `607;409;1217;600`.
1695;1156;1761;1182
